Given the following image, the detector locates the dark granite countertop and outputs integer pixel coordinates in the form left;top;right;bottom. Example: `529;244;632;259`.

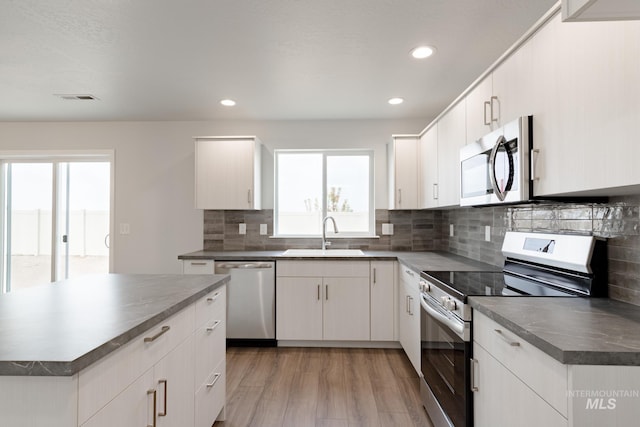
178;250;500;273
0;274;229;376
470;297;640;366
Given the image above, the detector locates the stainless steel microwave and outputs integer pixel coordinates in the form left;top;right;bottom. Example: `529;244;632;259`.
460;116;532;206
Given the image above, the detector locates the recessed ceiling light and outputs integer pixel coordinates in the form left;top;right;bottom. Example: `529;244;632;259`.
388;97;404;105
411;46;436;59
220;99;236;107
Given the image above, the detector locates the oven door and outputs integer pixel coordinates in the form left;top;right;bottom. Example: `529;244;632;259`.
420;294;472;427
459;115;530;207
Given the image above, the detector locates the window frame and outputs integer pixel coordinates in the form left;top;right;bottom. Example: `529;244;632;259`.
274;149;375;238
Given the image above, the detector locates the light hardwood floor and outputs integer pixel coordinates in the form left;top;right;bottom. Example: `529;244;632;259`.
214;347;433;427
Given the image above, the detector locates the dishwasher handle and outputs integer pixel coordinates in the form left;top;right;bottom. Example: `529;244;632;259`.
215;262;273;270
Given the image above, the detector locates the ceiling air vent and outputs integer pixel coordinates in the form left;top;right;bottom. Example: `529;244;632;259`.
54;94;99;101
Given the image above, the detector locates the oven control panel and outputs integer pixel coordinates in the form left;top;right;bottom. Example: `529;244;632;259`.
419;278;471;322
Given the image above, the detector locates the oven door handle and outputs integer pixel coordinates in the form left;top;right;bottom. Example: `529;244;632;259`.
420;295;466;340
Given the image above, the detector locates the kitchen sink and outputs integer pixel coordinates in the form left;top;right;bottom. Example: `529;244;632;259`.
282;249;365;257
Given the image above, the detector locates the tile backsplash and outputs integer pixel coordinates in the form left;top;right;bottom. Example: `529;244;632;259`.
203;195;640;306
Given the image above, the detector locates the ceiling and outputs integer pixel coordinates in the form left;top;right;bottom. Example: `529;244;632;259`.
0;0;557;122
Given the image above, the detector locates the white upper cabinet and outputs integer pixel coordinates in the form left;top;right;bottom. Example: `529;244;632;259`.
194;136;261;210
419;101;465;209
388;136;419;209
436;101;465;207
562;0;640;22
529;14;640;196
419;125;438;209
465;76;494;144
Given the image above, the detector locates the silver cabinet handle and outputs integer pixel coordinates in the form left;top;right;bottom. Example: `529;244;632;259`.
190;261;207;266
433;183;438;200
325;284;328;301
248;189;251;204
408;296;413;316
483;100;491;126
398;188;402;205
372;268;377;284
144;326;170;343
470;358;479;392
206;320;222;332
531;148;540;181
490;95;499;123
207;292;221;303
494;329;520;346
406;295;410;313
158;379;168;417
206;373;221;388
405;269;414;277
317;284;320;301
147;389;157;427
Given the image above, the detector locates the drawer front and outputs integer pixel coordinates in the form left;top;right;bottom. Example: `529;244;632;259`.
195;285;226;327
277;260;370;277
183;259;215;274
194;318;226;388
195;360;226;427
474;311;568;416
78;305;195;424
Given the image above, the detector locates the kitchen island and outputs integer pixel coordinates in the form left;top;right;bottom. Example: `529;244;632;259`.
0;273;229;427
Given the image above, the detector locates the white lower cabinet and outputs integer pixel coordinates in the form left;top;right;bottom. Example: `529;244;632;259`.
370;261;397;341
398;264;420;373
276;260;390;342
79;285;226;427
276;261;370;341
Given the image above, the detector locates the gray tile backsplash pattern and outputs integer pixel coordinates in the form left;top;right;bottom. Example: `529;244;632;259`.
203;195;640;306
203;209;445;252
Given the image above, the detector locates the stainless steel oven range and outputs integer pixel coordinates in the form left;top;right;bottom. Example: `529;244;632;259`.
418;231;607;427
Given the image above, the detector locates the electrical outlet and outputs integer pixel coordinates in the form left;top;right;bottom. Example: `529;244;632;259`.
260;224;268;235
449;224;454;237
485;225;491;242
382;223;394;235
239;223;246;235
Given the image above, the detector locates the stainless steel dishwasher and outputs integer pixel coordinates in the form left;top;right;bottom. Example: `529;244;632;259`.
214;261;276;346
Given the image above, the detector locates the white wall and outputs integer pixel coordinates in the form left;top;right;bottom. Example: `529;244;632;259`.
0;119;423;274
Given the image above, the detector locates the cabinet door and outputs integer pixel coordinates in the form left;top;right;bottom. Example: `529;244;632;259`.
276;277;323;340
182;260;214;275
81;369;154;427
465;76;493;144
530;16;640;196
398;268;420;373
195;138;258;209
370;261;396;341
154;336;195;427
436;101;465;207
473;344;567;427
390;137;419;209
419;125;439;209
322;277;370;341
492;35;534;128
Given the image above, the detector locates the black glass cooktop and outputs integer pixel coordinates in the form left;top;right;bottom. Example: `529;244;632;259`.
421;270;580;302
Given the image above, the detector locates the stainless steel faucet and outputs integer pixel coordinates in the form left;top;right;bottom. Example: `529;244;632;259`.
322;216;339;250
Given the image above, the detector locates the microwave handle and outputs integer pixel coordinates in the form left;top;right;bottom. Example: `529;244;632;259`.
489;135;507;201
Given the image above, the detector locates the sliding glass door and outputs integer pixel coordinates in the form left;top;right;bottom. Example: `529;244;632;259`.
1;157;111;293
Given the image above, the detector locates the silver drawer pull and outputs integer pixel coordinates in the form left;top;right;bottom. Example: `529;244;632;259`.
470;358;479;392
147;388;157;427
206;373;221;388
494;329;520;346
144;326;170;343
190;262;207;266
206;320;222;332
206;292;221;303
